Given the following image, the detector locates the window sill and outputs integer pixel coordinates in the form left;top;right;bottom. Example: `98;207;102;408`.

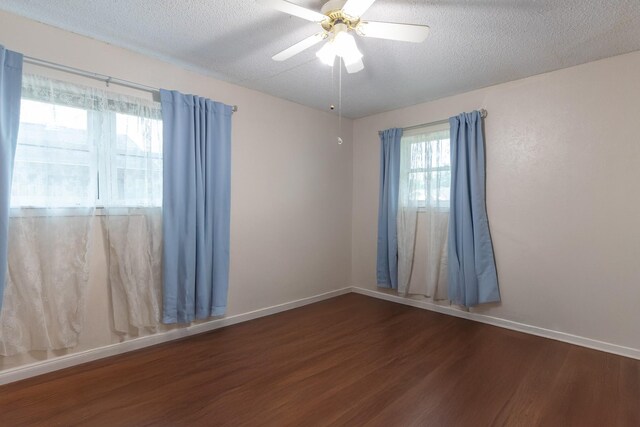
9;207;161;218
417;207;450;213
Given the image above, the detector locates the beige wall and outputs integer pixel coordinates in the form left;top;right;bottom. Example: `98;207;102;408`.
352;50;640;351
0;11;353;370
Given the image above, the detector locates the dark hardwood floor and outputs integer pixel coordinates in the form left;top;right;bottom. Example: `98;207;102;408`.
0;293;638;426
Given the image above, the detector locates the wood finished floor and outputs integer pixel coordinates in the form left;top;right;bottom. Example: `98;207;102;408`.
0;293;638;426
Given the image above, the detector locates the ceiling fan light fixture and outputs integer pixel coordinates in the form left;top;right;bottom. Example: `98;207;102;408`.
344;60;364;74
333;30;362;63
316;41;337;66
347;48;363;65
316;23;362;69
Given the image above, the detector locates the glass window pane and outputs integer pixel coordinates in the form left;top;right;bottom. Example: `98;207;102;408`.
429;138;450;168
11;99;93;207
402;127;451;209
112;113;162;206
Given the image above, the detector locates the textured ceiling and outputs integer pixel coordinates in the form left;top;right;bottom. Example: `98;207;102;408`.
1;0;640;118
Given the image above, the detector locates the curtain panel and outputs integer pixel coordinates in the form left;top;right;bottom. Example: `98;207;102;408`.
0;45;22;312
99;87;163;334
448;111;500;306
376;128;402;289
0;211;93;356
0;74;163;355
160;89;232;324
103;209;162;335
397;125;450;298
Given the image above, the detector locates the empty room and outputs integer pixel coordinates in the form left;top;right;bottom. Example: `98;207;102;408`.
0;0;639;425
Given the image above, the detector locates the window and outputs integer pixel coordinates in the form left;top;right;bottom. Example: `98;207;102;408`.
399;122;451;209
11;74;162;208
111;112;162;206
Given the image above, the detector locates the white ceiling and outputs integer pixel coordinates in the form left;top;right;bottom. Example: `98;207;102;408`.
1;0;640;118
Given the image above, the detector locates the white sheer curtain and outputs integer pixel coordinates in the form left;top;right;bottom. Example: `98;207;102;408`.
0;212;93;356
0;74;163;355
102;104;163;334
103;209;162;334
0;75;96;355
397;123;450;299
398;139;419;295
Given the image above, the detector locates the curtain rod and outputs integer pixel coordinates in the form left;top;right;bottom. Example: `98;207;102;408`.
23;55;238;113
403;109;487;132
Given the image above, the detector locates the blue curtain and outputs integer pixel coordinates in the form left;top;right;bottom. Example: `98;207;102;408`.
376;128;402;289
0;46;23;311
448;111;500;306
160;89;232;324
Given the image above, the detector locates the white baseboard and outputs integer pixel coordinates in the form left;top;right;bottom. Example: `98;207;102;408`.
3;285;638;386
0;287;351;386
351;286;640;361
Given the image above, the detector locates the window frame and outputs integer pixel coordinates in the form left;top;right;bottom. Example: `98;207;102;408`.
401;122;452;211
11;75;162;211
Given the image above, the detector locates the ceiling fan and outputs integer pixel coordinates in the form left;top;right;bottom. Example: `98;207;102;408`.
259;0;430;74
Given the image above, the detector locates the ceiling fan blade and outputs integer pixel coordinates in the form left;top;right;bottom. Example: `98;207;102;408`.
342;0;377;18
258;0;327;22
357;21;430;43
273;32;326;61
344;57;364;74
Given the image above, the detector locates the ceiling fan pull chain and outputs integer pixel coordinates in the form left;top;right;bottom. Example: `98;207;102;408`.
338;57;343;145
332;57;336;108
338;58;342;145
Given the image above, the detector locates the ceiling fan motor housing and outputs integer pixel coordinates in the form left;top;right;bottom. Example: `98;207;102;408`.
321;0;360;32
